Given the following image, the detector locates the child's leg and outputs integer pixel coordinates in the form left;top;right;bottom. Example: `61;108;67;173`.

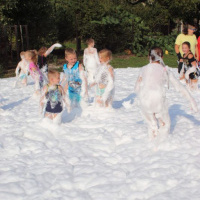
190;79;198;91
45;112;54;120
141;111;158;138
156;108;170;137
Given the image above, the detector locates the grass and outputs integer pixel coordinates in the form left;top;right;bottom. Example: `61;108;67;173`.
0;53;178;78
110;54;177;68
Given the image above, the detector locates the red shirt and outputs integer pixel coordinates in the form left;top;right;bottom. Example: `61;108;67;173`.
198;36;200;61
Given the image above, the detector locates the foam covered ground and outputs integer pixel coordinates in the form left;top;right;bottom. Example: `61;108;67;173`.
0;68;200;200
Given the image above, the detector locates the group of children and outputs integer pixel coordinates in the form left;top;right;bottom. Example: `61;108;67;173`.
15;39;115;123
15;38;199;138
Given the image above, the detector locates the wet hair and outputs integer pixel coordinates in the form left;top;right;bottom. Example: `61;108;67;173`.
20;51;25;59
38;46;47;56
182;41;191;49
26;50;38;65
149;47;163;61
86;38;94;45
99;49;112;61
48;69;59;79
65;48;76;58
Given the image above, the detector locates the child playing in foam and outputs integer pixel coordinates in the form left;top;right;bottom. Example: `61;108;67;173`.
93;49;114;107
180;41;199;91
62;48;88;107
83;38;100;85
135;47;198;139
25;50;44;95
40;70;70;124
15;51;29;87
38;43;62;72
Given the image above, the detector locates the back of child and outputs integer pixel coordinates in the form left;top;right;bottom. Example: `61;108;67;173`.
83;38;100;84
134;46;198;139
15;51;29;86
25;50;44;93
94;49;114;107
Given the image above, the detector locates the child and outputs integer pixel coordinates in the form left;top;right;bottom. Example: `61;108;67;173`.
83;39;100;84
40;70;70;123
135;47;198;139
62;48;88;107
180;41;199;90
25;50;44;94
94;49;114;107
15;51;29;87
38;43;62;73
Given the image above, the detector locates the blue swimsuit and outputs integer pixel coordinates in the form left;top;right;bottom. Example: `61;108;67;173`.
63;62;82;103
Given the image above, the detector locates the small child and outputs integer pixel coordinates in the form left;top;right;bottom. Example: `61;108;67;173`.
135;47;198;139
40;70;70;123
62;48;88;107
25;50;44;94
15;51;29;87
83;38;100;84
94;49;114;107
38;43;62;73
180;41;199;90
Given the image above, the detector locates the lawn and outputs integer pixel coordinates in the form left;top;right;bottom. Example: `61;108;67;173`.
110;54;177;68
0;53;178;78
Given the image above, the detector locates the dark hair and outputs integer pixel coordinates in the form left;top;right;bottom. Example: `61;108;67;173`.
149;47;163;61
182;23;196;35
182;41;191;48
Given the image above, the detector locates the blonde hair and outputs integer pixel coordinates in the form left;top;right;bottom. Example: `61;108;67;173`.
99;49;112;61
48;69;59;79
65;48;76;58
20;51;25;59
26;50;38;65
38;46;47;56
86;38;94;45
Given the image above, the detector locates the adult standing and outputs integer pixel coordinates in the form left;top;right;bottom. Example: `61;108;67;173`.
175;23;199;74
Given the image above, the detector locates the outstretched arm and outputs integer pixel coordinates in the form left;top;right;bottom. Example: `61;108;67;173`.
44;43;62;57
168;68;198;112
15;62;21;76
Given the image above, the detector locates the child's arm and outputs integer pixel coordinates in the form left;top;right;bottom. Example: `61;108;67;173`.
79;64;88;99
44;43;62;57
83;49;87;67
58;85;71;112
134;68;143;93
40;85;48;115
94;48;100;65
168;67;198;112
185;54;197;80
102;66;114;103
15;62;21;76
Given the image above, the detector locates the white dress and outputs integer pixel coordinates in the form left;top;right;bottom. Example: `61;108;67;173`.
83;48;100;84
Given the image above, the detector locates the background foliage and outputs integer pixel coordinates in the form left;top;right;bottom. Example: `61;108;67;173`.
0;0;200;58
